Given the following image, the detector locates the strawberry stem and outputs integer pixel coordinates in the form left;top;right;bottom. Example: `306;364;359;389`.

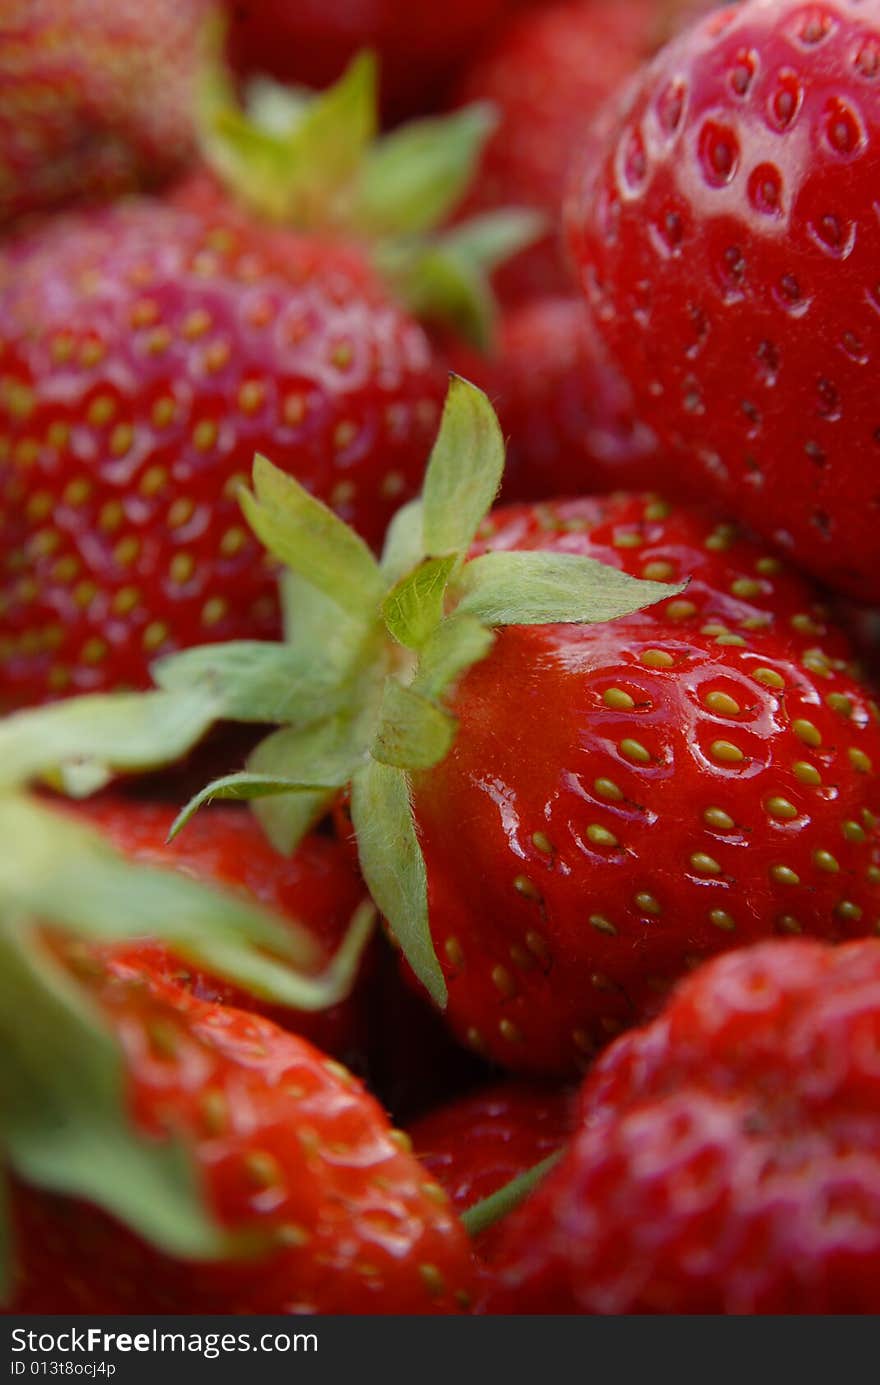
460;1152;562;1239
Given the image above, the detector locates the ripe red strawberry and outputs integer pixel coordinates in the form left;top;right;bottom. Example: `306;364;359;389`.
226;0;513;122
567;0;880;602
404;493;880;1072
9;957;476;1313
447;295;658;502
0;0;209;227
124;382;880;1081
483;938;880;1313
72;797;373;1066
409;1082;576;1263
453;0;721;301
0;191;445;708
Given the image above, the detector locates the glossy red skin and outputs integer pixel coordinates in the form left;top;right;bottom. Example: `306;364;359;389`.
453;0;721;302
568;0;880;602
0;0;208;226
0;185;445;708
410;495;880;1075
73;798;372;1067
9;961;475;1313
484;939;880;1313
226;0;512;123
409;1082;576;1263
447;295;659;501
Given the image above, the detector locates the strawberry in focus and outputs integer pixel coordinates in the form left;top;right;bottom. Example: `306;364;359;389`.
73;797;372;1065
483;938;880;1313
0;0;210;228
9;956;475;1313
406;493;880;1072
567;0;880;601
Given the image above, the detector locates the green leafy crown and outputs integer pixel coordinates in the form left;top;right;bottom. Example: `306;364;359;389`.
2;380;685;1015
198;45;543;348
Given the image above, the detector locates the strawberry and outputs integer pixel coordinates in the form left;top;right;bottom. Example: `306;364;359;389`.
409;1082;576;1263
72;797;373;1066
0;0;210;228
483;938;880;1313
453;0;721;302
0;195;444;709
0;61;526;711
226;0;513;122
447;294;658;502
404;493;880;1072
8;955;476;1313
567;0;880;602
43;379;880;1079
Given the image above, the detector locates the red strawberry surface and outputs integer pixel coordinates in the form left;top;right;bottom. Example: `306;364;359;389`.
484;938;880;1313
453;0;721;301
0;0;209;227
447;295;658;502
226;0;512;123
567;0;880;602
409;1082;576;1262
9;957;475;1313
72;797;372;1065
408;494;880;1073
0;187;444;708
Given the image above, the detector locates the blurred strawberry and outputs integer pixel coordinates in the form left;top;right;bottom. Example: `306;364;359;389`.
0;57;526;709
447;294;658;501
0;0;211;228
8;954;475;1313
484;939;880;1313
74;797;373;1067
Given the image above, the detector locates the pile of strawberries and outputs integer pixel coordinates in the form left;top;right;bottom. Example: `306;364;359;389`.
4;0;880;1316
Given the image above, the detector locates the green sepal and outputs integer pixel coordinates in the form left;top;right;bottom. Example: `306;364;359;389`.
0;919;233;1272
350;760;446;1007
380;499;427;586
379;238;496;353
201;52;378;228
0;792;330;977
372;683;456;771
460;1152;562;1239
412;613;496;703
423;374;505;556
167;771;345;844
453;550;688;627
376;211;544;350
245;725;347;856
352;104;497;238
382;555;457;651
241;455;384;618
0;688;218;794
436;210;548;282
153;641;348;727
